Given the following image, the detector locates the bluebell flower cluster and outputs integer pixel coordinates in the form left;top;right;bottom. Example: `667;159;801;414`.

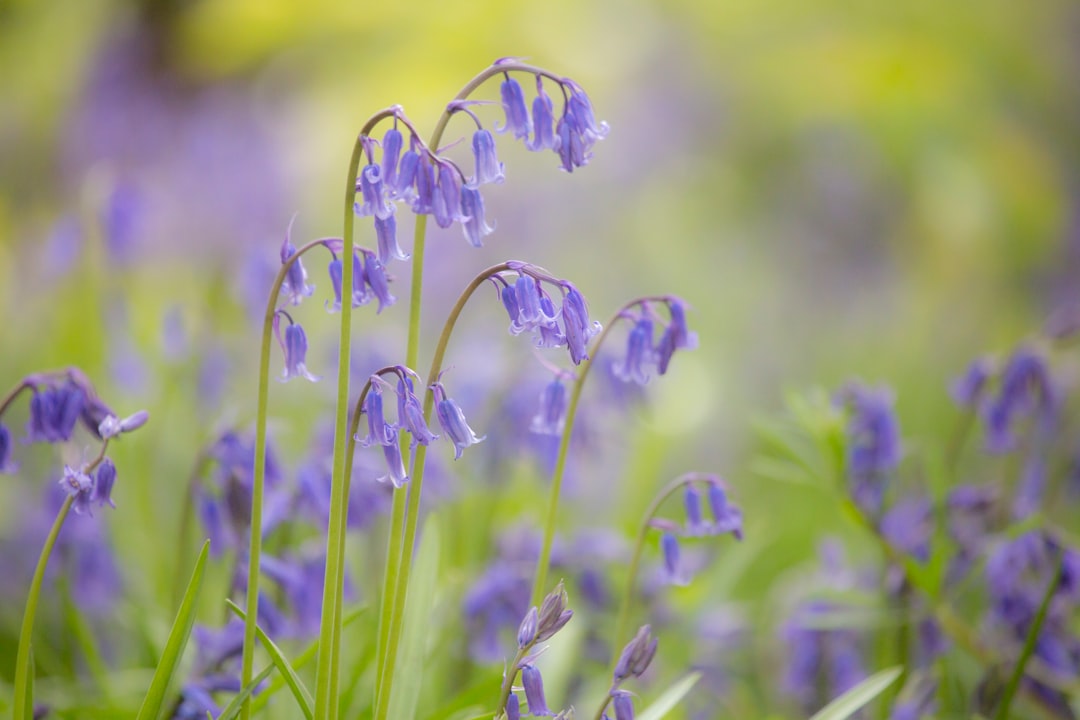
596;625;658;720
613;297;699;384
502;582;576;719
649;476;743;586
836;382;902;516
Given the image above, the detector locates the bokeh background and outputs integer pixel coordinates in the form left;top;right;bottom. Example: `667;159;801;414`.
1;0;1078;717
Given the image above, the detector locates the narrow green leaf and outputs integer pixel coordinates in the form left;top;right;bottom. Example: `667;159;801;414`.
808;666;903;720
385;515;442;720
636;672;702;720
21;647;34;720
216;663;276;720
225;598;315;719
135;541;210;720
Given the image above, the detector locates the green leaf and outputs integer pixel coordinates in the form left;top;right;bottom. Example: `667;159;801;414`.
225;598;315;719
808;666;903;720
636;672;702;720
385;514;442;720
216;663;277;720
135;541;210;720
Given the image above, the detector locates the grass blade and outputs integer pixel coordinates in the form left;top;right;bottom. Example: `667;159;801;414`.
636;672;702;720
809;666;903;720
135;540;210;720
216;663;277;720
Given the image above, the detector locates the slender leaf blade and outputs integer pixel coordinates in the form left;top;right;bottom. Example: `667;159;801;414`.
216;663;276;720
636;672;702;720
135;541;210;720
809;666;903;720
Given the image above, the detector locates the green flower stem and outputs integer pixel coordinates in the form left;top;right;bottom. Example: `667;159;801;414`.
609;473;707;679
13;495;73;720
492;643;535;720
238;235;340;720
374;263;512;720
530;297;670;609
0;377;34;417
13;441;109;720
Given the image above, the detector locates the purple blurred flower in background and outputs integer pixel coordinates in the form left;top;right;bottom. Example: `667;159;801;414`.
837;383;901;516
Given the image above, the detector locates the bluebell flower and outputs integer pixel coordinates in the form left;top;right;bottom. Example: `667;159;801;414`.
615;317;655;385
706;481;744;538
0;424;14;473
656;299;698;375
327;257;344;311
412;154;436;214
356;163;394;220
375;212;409;263
391;137;420;202
97;409;149;439
505;694;521;720
26;382;85;443
357;379;395;447
560;284;602;365
395;375;439;448
361;249;396;313
377;426;409;487
1013;453;1046;520
660;532;685;585
431;381;485;459
684;485;705;534
781;600;867;714
277;320;319;382
536;296;566;348
433;161;464;229
535;580;573;642
516;274;544;327
497;75;532;140
531;379;568;436
94;459;117;509
521;665;553;716
950;356;993;408
613;625;658;682
517;606;539;648
59;465;95;515
350;249;372;307
880;496;932;563
460;186;495;247
527;76;556;152
838;383;901;515
472;128;505;185
612;691;635;720
554;113;586;173
279;236;315;306
982;346;1057;453
381;126;404;189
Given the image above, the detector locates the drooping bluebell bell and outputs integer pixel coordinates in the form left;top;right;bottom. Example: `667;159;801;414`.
460;186;495;247
531;379;568;436
327;257;344;312
375;213;409;263
433;161;464;229
660;532;685;586
356;379;395;448
612;691;635;720
279;235;315;306
94;459;117;509
350;249;372;307
59;465;95;515
412;153;437;215
377;426;409;487
431;381;486;459
360;249;396;313
780;599;867;714
657;299;698;375
392;142;419;203
381;125;404;190
527;76;556;152
949;356;993;408
356;163;395;220
566;81;610;145
505;694;521;720
561;284;602;365
613;625;658;683
554;113;585;174
982;346;1057;454
879;496;932;563
536;296;566;349
706;481;744;538
26;382;85;443
837;383;901;515
395;375;439;448
521;665;554;717
497;74;532;141
472;128;505;185
0;424;14;473
517;274;545;328
684;485;705;534
614;316;655;385
276;318;319;382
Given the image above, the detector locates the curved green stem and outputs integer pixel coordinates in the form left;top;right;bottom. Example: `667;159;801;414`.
13;495;73;719
375;263;512;720
238;234;337;720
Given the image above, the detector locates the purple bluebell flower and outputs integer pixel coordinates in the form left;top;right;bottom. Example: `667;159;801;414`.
350;249;372;307
781;600;867;714
566;82;609;142
950;356;993;408
499;279;524;333
431;381;485;459
614;625;658;682
521;665;553;716
433;161;464;229
612;691;635;720
561;284;602;365
517;606;539;648
381;126;404;189
554;113;586;173
880;496;932;562
412;154;436;214
706;481;744;538
505;694;521;720
661;532;685;586
497;75;532;140
460;186;495;247
357;380;395;447
377;426;409;487
361;249;396;313
0;424;14;473
26;382;86;443
396;375;439;447
393;145;419;202
278;321;319;382
615;317;655;385
838;383;901;515
472;128;505;185
97;410;149;439
374;212;408;263
535;581;573;642
1013;453;1046;520
60;465;95;515
527;76;556;152
982;346;1057;453
516;274;544;327
327;257;344;311
684;485;705;534
356;163;394;220
279;237;315;306
94;459;117;508
657;299;698;375
536;296;566;348
531;379;568;436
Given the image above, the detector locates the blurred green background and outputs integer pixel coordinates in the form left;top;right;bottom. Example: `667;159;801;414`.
0;0;1077;717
